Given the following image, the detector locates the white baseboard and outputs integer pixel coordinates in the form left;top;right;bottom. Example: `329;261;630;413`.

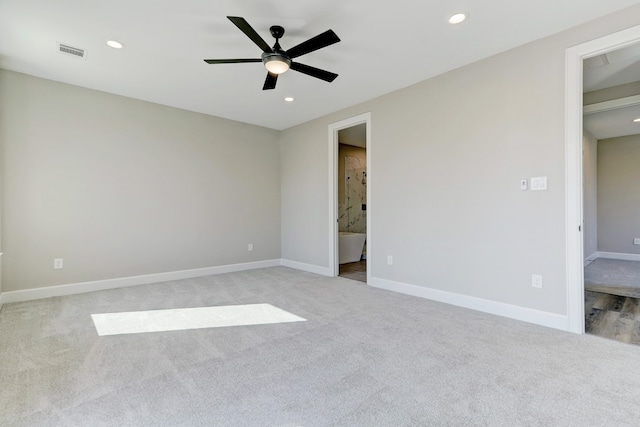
596;251;640;261
584;252;599;266
0;259;281;304
280;259;333;276
369;277;569;331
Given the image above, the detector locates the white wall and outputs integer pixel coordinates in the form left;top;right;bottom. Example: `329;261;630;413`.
583;130;598;260
597;134;640;255
280;5;640;320
0;70;281;292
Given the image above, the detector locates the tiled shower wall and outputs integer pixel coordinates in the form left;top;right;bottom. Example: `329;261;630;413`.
338;154;367;233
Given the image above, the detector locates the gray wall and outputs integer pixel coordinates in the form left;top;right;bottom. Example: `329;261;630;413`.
280;121;329;266
583;130;598;259
597;134;640;255
0;70;281;292
280;5;640;316
3;5;640;318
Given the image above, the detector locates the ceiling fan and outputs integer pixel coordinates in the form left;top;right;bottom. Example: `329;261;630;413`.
204;16;341;90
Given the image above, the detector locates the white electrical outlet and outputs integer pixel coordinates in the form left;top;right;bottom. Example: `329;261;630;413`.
387;255;393;265
54;258;64;269
531;274;543;288
248;243;254;251
634;238;640;246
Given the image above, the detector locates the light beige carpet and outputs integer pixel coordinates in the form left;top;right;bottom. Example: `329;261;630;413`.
2;267;640;426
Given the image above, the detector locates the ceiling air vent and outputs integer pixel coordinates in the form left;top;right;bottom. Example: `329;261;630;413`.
57;42;87;59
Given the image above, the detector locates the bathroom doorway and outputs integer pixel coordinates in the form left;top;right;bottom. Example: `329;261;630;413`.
328;113;371;283
337;125;367;282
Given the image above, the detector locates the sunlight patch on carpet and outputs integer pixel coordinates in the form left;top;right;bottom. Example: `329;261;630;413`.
91;303;306;336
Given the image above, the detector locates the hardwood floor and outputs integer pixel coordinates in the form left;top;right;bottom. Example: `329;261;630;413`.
339;260;366;283
583;259;640;345
585;290;640;345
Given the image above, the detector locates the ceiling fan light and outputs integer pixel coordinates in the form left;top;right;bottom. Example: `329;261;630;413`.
263;55;291;74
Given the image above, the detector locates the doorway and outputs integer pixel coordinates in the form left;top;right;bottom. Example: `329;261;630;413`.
328;113;371;283
581;43;640;343
337;125;367;282
566;24;640;334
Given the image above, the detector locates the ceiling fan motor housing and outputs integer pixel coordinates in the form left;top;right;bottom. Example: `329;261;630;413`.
270;25;285;39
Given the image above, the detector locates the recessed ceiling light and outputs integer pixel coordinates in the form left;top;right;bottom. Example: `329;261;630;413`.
284;97;294;102
634;117;640;122
106;40;124;49
448;13;467;24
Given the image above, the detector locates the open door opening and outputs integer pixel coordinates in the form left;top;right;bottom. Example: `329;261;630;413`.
328;113;371;283
566;24;640;335
582;41;640;345
337;125;367;282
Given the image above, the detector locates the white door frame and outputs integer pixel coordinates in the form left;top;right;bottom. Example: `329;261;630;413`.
328;113;372;280
565;25;640;334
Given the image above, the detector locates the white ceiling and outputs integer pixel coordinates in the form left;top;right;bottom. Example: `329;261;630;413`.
338;124;366;148
583;43;640;140
583;103;640;139
584;43;640;92
2;0;640;130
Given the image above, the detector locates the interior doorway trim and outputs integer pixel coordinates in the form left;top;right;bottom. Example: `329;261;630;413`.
566;24;640;334
328;112;371;280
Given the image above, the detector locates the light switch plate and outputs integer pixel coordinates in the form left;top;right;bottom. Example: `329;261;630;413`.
520;179;528;190
531;176;547;191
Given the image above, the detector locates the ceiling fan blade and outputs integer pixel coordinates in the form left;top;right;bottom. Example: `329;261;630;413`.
285;30;340;59
204;59;262;64
227;16;273;53
263;72;278;90
290;62;338;83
